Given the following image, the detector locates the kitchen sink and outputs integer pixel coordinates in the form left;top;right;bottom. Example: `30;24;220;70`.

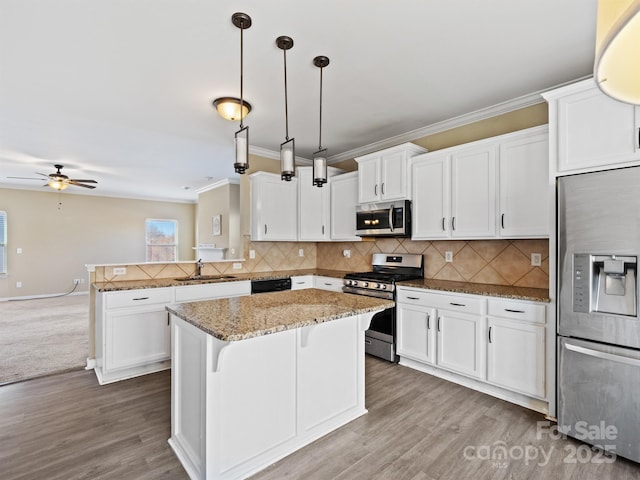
174;275;237;282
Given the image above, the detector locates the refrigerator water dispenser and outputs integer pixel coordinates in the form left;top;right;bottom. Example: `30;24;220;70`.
573;254;637;317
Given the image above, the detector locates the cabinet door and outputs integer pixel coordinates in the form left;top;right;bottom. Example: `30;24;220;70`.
105;307;170;372
412;154;451;239
397;304;435;364
298;168;330;241
499;132;550;237
437;310;482;378
251;174;298;241
487;318;545;398
330;173;360;241
557;84;640;173
380;152;407;200
451;145;496;237
313;276;344;292
358;157;380;203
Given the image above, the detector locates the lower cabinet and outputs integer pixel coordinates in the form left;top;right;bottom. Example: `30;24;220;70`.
313;275;344;292
396;286;547;412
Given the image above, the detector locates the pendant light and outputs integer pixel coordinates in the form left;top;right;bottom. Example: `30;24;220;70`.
312;56;330;187
231;12;251;174
594;0;640;104
277;36;296;181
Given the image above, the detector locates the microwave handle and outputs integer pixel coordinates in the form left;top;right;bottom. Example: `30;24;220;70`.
388;206;394;232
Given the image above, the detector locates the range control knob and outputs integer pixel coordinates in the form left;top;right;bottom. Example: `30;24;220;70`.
373;283;381;289
350;280;358;287
363;282;369;288
381;284;387;290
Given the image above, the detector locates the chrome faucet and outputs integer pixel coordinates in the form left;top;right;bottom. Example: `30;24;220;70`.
195;258;205;277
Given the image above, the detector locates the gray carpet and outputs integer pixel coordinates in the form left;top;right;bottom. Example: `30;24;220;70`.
0;294;89;384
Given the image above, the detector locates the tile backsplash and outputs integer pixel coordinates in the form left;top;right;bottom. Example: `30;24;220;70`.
94;236;548;290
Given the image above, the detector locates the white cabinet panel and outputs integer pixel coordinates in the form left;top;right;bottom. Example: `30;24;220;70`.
437;309;482;379
250;172;298;241
330;172;360;241
397;303;435;364
291;275;314;290
175;281;250;303
313;276;344;292
487;318;545;398
357;157;381;203
411;154;450;239
298;167;330;241
499;131;550;237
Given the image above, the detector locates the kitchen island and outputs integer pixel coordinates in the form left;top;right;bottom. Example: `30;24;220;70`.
166;289;394;480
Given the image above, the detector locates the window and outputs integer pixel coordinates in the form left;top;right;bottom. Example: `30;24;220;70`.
145;219;177;262
0;211;6;275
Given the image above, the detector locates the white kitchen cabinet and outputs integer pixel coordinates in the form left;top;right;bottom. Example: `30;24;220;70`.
313;275;344;292
175;280;250;303
396;302;435;364
487;298;546;398
498;128;550;237
250;172;298;241
412;127;549;240
291;275;314;290
330;171;361;241
411;144;496;239
95;286;174;384
543;78;640;175
356;143;427;203
297;167;343;241
396;286;549;413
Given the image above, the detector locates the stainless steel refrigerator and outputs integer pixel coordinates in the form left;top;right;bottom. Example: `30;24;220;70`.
558;166;640;463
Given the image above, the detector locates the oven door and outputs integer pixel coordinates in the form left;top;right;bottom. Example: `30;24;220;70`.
365;306;398;362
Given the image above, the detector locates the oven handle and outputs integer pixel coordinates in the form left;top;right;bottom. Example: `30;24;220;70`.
388;206;394;232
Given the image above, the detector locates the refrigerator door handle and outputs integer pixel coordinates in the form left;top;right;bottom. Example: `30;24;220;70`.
565;342;640;368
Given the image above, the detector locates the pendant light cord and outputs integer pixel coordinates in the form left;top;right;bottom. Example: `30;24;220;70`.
283;48;290;141
239;19;245;129
318;65;323;151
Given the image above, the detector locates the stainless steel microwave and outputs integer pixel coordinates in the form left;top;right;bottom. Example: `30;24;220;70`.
355;200;411;237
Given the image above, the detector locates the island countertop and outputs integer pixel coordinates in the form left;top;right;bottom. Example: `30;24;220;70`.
166;288;394;342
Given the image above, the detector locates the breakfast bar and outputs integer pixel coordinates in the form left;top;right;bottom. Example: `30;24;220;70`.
166;289;394;480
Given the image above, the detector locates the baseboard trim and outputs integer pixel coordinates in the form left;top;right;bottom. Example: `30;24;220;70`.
0;291;89;302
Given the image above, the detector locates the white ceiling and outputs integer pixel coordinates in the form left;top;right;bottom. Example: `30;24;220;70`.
0;0;596;202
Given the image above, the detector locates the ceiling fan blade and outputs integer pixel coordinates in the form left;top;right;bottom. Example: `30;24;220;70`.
69;182;96;189
35;172;50;177
7;176;42;180
69;179;97;183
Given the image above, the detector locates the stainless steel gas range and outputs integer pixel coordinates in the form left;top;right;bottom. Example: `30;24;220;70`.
343;253;424;362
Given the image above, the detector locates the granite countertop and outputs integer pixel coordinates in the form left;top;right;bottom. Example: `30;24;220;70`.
93;269;351;292
166;289;395;341
397;278;550;302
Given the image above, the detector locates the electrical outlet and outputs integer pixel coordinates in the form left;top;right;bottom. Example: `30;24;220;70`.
16;281;22;288
343;249;351;258
445;251;453;262
73;279;81;285
232;262;242;269
113;267;127;275
298;248;304;257
16;247;22;254
249;249;256;259
531;253;542;266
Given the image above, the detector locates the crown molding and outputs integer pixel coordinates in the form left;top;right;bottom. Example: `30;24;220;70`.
195;177;240;194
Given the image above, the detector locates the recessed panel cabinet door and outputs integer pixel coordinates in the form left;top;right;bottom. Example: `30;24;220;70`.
487;318;545;398
298;167;330;241
436;310;482;379
451;145;496;238
397;304;435;364
412;154;450;239
330;172;360;241
380;152;407;200
251;173;298;241
105;307;170;372
358;157;380;203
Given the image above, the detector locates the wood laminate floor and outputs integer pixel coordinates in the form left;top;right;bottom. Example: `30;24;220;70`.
1;357;638;480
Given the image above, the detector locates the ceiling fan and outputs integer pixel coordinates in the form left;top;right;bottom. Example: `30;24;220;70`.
8;164;98;190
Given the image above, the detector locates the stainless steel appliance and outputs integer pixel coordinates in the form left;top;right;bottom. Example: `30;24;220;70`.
344;253;424;362
558;166;640;463
355;200;411;237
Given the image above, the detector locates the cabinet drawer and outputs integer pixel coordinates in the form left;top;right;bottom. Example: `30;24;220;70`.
488;298;546;324
291;275;314;290
397;288;483;314
104;287;174;309
314;276;344;292
175;281;251;303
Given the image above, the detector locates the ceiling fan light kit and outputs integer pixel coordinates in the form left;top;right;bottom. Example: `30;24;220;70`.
212;97;252;121
595;0;640;104
8;164;97;191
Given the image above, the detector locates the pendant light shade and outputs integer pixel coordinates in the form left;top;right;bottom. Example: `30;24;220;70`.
213;97;252;121
595;0;640;104
313;56;330;187
277;36;296;181
231;12;252;174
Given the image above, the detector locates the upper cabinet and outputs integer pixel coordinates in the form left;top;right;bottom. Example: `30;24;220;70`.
297;166;342;242
250;172;298;241
330;171;361;241
543;78;640;176
412;126;549;240
356;143;427;203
